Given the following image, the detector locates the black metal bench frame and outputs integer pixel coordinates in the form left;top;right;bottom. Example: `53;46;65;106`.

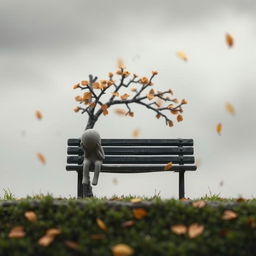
66;138;197;199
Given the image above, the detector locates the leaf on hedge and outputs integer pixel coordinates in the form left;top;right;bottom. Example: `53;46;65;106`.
38;234;55;246
188;223;204;238
8;226;26;238
35;110;43;120
130;198;142;203
65;240;80;250
111;243;134;256
121;220;135;228
247;217;256;228
24;211;37;222
225;33;234;47
114;108;126;116
132;208;148;219
225;103;235;115
192;200;206;208
96;218;107;231
37;153;46;165
46;228;61;236
222;210;238;220
132;129;140;137
90;234;106;240
171;224;187;235
120;93;130;100
216;123;222;135
176;51;188;61
164;162;173;171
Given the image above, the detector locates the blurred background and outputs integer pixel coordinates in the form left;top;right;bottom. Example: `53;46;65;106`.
0;0;255;199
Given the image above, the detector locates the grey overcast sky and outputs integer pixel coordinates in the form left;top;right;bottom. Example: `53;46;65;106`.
0;0;256;199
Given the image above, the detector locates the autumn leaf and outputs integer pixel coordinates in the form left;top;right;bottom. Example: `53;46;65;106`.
188;223;204;238
168;120;174;127
225;103;235;115
181;99;187;104
225;33;234;47
117;58;125;69
140;77;149;84
120;93;130;100
65;240;80;250
130;87;137;92
81;80;89;86
96;218;107;231
73;83;80;89
177;115;183;122
24;211;37;222
156;113;161;119
38;235;55;247
83;92;92;100
132;129;140;137
112;92;120;97
192;200;206;208
92;82;103;89
37;153;46;165
111;243;134;256
75;95;83;101
128;112;134;117
121;220;135;228
101;104;109;115
8;226;26;238
108;72;114;78
216;123;222;135
176;51;188;61
152;71;158;75
130;198;143;203
46;228;61;236
147;89;155;100
164;162;173;171
74;107;80;112
35;110;43;120
114;108;126;116
171;224;187;235
132;208;148;219
222;210;238;220
90;234;106;240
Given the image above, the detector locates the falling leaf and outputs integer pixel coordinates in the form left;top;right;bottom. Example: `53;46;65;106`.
132;208;148;220
24;211;37;222
114;109;126;116
35;110;43;120
132;129;140;138
171;224;187;235
90;234;106;240
222;210;238;220
112;92;120;97
130;198;142;203
177;115;183;122
112;243;134;256
120;93;130;100
225;103;235;115
176;51;188;61
225;33;234;47
117;58;125;69
192;200;206;208
8;226;26;238
112;177;118;185
164;162;173;171
188;223;204;238
96;218;107;231
216;123;222;135
37;153;46;165
121;220;135;228
65;240;80;250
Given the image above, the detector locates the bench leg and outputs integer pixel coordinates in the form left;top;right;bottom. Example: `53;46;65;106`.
179;171;185;199
77;171;83;198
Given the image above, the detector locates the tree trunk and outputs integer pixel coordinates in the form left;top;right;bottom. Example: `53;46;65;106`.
85;116;97;130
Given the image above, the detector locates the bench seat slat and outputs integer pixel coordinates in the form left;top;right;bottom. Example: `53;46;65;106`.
68;138;194;147
67;155;194;164
67;146;194;156
66;164;197;173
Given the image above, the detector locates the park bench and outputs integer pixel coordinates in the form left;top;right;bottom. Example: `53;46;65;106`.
66;138;197;199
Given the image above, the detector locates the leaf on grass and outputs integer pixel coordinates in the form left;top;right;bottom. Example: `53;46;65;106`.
37;153;46;165
130;198;142;203
121;220;135;228
225;33;234;47
216;123;222;135
8;226;26;238
24;211;37;222
38;234;55;247
132;129;140;138
65;240;80;250
120;93;130;100
188;223;204;238
132;208;148;219
90;234;106;240
192;200;206;208
171;224;187;235
96;218;107;231
114;108;126;116
222;210;238;220
111;243;134;256
176;51;188;61
35;110;43;120
164;162;173;171
46;228;61;236
225;103;235;115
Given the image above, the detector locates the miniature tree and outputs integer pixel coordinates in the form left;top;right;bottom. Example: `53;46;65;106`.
72;67;187;130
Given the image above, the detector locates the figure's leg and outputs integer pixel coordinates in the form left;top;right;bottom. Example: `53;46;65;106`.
92;160;102;186
82;159;91;185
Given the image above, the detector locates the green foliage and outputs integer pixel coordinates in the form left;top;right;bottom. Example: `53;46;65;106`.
0;195;256;255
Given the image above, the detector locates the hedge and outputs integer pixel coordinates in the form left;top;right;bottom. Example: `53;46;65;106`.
0;196;256;256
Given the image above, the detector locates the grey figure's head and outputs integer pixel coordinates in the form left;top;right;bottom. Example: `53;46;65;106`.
80;129;102;151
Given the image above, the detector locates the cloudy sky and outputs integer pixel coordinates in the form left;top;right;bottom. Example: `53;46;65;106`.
0;0;256;199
